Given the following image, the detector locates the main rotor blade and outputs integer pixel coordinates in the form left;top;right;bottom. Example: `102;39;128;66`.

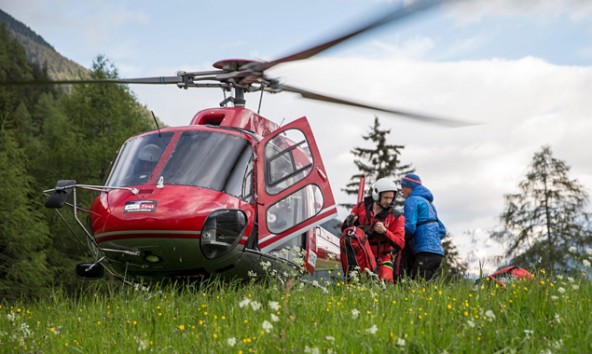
279;84;477;127
0;70;224;86
252;0;454;72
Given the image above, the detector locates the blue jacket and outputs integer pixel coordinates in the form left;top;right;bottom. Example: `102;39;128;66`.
404;185;446;256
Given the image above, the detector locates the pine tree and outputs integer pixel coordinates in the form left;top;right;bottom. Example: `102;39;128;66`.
341;116;414;209
491;145;592;272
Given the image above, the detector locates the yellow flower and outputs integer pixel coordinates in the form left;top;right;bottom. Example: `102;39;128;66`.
178;324;185;331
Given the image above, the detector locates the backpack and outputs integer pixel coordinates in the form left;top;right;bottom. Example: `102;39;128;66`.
339;226;377;277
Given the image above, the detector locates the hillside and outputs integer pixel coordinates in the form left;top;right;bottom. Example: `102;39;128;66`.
0;9;89;80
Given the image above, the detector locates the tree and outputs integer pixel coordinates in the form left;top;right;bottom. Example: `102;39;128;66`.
0;128;50;300
491;145;592;272
341;116;414;209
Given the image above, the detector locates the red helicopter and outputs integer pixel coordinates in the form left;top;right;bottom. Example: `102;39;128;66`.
39;0;467;283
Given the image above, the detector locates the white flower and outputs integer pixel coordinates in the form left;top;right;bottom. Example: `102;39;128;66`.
304;346;320;354
227;337;236;347
351;309;360;319
586;248;592;256
239;298;251;308
572;284;580;290
568;246;577;253
268;301;280;311
484;310;496;321
137;339;149;351
365;324;378;335
551;295;559;301
270;314;279;322
397;338;406;347
567;277;575;283
583;259;591;268
524;329;534;339
326;336;335;342
247;270;257;278
554;313;561;324
7;313;15;322
250;301;262;311
260;261;272;271
262;320;273;333
557;287;566;294
467;320;475;328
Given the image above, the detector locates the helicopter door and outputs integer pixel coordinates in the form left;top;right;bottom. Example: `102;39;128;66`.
255;117;337;263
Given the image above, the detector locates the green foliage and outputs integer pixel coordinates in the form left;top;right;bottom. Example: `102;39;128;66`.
491;145;592;273
0;129;50;300
341;116;414;210
440;235;469;280
1;271;591;353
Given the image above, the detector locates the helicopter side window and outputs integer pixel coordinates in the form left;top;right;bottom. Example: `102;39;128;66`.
161;131;253;200
264;129;313;195
106;133;173;187
266;184;323;234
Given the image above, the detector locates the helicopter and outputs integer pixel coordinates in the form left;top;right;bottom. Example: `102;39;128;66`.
34;0;469;284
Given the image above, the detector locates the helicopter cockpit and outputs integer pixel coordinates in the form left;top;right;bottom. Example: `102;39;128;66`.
106;130;254;202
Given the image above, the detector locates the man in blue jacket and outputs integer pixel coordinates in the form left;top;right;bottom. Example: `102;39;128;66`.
401;173;446;281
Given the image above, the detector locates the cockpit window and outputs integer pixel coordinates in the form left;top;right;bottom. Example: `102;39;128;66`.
161;131;253;200
106;133;173;187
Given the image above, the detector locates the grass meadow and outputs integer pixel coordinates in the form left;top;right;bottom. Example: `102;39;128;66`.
1;269;591;353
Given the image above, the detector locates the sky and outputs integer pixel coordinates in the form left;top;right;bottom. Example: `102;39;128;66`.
2;0;591;274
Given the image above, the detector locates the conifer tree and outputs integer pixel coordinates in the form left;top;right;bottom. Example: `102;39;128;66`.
491;145;592;272
341;116;414;209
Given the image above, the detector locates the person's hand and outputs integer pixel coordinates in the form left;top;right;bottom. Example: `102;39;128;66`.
374;221;387;235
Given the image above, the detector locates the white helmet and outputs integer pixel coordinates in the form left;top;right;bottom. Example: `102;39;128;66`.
371;178;400;202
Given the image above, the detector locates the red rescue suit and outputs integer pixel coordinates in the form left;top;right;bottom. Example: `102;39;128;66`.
342;197;405;283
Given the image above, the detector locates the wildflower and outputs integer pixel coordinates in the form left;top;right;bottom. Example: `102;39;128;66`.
137;338;149;351
554;313;561;324
268;301;280;311
262;320;273;333
586;248;592;256
250;301;262;311
397;338;406;347
177;324;185;331
326;336;335;342
247;270;257;279
484;310;496;322
7;313;15;322
467;320;475;328
524;329;534;339
351;309;360;319
227;337;236;347
239;298;251;308
261;261;272;271
365;324;378;335
270;314;279;322
583;259;591;268
568;246;577;253
304;346;320;354
572;284;580;290
557;287;566;294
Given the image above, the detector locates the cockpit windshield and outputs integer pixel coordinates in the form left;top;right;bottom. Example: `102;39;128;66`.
106;131;254;201
161;131;253;200
106;133;173;187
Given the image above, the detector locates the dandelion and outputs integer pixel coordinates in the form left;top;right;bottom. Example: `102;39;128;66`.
351;309;360;319
397;338;406;347
239;298;251;308
177;324;185;331
227;337;236;347
365;324;378;335
583;259;591;268
262;320;273;333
